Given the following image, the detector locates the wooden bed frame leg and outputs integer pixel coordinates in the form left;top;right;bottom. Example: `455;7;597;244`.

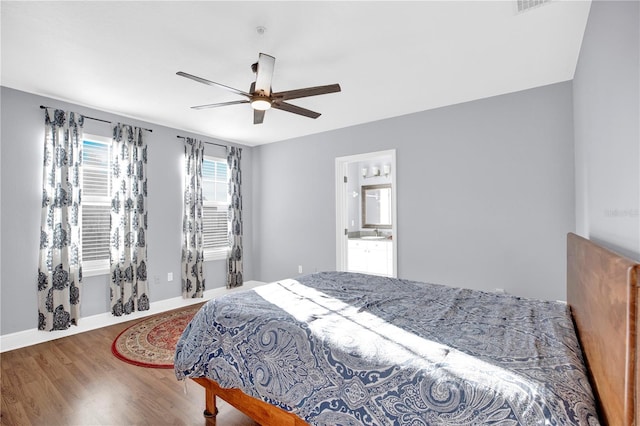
192;377;308;425
203;387;218;418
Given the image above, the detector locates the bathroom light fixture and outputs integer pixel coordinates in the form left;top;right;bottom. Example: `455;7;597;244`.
362;165;391;179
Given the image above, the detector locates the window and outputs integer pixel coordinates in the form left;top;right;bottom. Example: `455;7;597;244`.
82;134;111;275
202;156;229;261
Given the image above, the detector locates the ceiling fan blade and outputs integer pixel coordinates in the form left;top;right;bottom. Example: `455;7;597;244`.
254;53;275;96
272;101;321;119
272;84;341;101
177;71;251;98
191;100;249;110
254;109;266;125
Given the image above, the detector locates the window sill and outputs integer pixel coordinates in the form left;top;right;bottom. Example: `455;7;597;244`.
83;267;109;278
204;249;229;262
82;259;109;277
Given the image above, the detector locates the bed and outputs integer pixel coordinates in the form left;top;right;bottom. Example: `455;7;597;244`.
175;233;638;425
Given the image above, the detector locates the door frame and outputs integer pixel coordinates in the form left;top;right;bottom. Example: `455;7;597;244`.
335;149;397;277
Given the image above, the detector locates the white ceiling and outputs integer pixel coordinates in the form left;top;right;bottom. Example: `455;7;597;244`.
1;1;591;146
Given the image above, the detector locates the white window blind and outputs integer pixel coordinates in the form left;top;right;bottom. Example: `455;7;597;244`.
82;135;111;275
202;156;229;260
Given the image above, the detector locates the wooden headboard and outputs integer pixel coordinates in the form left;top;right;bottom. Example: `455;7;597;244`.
567;233;639;425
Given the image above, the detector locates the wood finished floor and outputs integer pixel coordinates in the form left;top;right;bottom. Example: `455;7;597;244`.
0;314;259;426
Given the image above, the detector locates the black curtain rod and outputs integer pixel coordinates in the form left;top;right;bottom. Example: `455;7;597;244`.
39;105;153;132
176;135;228;149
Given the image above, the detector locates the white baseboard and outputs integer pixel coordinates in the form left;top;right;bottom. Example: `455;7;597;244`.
0;280;266;353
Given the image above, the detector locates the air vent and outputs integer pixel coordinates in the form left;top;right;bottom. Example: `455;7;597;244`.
517;0;550;13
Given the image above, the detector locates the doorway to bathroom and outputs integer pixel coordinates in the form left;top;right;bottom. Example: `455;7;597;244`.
335;149;397;277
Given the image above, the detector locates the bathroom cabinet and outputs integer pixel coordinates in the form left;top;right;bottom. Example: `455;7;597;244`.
347;239;392;277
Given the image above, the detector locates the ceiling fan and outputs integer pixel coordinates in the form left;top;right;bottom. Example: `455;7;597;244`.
177;53;341;124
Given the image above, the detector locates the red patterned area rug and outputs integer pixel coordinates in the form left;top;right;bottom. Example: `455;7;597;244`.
111;305;201;368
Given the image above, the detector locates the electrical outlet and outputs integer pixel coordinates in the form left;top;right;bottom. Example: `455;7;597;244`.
154;275;160;285
298;265;303;274
167;272;174;282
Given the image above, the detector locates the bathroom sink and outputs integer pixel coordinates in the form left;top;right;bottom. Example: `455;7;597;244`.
360;236;387;240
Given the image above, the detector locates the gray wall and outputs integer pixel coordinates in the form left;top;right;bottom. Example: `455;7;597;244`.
573;0;640;259
5;1;636;336
0;87;254;335
254;82;576;301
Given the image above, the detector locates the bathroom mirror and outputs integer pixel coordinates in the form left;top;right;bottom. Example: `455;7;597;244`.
362;184;392;229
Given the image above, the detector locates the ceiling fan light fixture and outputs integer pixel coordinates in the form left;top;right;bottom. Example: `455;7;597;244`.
251;96;272;111
178;53;341;123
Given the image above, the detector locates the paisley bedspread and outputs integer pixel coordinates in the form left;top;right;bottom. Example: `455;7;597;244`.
175;271;599;425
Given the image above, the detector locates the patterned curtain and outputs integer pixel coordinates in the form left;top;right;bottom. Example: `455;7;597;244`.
227;146;243;288
37;109;83;331
109;124;149;316
181;138;205;298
